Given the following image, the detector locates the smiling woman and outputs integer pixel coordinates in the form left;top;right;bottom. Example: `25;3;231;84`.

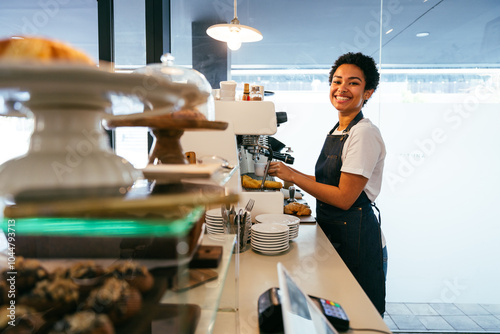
268;52;387;315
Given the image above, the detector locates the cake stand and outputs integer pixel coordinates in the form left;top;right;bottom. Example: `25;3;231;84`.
0;63;208;202
103;113;227;165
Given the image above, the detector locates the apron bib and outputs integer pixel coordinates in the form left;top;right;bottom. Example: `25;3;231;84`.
315;111;386;314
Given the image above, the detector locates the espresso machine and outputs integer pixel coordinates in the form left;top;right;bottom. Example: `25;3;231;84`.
180;100;294;220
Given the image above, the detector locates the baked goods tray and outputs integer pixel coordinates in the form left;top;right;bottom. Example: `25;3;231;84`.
0;258;201;333
0;208;205;266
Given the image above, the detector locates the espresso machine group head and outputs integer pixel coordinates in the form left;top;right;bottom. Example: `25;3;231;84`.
180;101;289;219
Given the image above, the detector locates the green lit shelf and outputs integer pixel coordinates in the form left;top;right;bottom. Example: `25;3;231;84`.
1;206;204;237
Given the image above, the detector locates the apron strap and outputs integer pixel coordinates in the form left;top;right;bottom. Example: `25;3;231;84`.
371;202;381;226
328;111;364;135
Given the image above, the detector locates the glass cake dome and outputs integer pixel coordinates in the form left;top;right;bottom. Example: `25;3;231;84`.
134;53;215;120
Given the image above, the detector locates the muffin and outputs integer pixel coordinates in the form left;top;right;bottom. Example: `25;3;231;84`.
84;277;142;325
49;311;115;334
19;278;79;318
68;261;106;280
54;261;107;295
0;279;9;305
108;261;154;293
1;257;49;294
0;305;45;333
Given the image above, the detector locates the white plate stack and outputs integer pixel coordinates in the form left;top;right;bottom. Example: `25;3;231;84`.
251;223;290;255
205;208;224;234
255;214;300;239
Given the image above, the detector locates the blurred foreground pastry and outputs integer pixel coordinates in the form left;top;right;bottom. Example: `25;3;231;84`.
108;261;154;293
0;305;45;333
85;277;142;325
19;278;79;318
1;257;49;294
67;261;106;281
49;311;115;334
0;36;95;65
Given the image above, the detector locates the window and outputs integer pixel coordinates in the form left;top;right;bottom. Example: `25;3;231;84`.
171;0;500;305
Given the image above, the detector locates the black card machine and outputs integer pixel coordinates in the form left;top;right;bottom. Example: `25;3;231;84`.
257;287;350;333
258;287;284;333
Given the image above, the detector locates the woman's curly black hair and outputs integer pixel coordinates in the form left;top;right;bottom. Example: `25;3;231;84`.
328;52;380;92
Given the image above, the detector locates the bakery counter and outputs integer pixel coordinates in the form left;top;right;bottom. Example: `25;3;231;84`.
211;224;391;334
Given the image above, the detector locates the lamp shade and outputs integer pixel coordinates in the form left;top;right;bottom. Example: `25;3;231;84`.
206;23;263;43
206;0;262;50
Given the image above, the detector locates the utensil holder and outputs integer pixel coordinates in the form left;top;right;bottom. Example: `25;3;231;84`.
223;212;251;253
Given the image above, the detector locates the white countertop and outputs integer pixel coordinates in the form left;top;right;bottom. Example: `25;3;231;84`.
212;224;391;334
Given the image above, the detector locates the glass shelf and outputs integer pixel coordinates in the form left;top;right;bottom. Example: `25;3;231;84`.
0;207;204;237
160;233;238;334
181;165;239;188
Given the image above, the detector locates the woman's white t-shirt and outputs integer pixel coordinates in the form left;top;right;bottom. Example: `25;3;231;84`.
332;118;386;247
332;118;385;202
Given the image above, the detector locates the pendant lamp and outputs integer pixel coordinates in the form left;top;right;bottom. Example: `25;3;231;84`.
206;0;263;51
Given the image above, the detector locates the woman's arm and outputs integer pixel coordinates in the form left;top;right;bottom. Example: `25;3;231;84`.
268;162;367;210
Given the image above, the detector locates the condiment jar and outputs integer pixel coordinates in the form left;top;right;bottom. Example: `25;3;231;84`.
242;83;250;101
250;85;263;101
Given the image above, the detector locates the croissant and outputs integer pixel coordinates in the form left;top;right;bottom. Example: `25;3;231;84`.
242;175;282;189
284;202;312;216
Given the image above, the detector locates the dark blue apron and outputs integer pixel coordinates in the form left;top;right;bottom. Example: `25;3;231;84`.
315;111;386;315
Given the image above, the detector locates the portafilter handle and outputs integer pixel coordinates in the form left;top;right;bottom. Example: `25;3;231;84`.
288;186;296;203
260;146;274;189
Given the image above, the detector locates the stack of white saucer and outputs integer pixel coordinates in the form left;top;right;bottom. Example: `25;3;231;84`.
205;208;252;239
255;214;300;239
250;223;290;255
205;208;224;234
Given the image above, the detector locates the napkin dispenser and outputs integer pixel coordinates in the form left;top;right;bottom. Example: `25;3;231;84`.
258;287;283;333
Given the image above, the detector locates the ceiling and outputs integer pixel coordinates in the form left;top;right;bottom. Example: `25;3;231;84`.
180;0;500;68
0;0;499;68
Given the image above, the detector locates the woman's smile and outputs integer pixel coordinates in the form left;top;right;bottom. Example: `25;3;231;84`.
329;63;373;114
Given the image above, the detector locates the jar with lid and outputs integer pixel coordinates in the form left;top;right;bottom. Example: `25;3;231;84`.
250;85;263;101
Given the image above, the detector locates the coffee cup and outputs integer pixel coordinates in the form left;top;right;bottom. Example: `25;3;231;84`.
254;162;267;177
220;80;237;91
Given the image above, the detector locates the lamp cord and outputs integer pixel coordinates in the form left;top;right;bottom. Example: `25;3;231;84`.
234;0;238;19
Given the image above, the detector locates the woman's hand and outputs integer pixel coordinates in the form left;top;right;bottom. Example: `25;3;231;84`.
268;162;368;210
267;161;294;182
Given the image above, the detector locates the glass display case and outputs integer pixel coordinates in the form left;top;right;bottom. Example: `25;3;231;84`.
160;234;238;334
